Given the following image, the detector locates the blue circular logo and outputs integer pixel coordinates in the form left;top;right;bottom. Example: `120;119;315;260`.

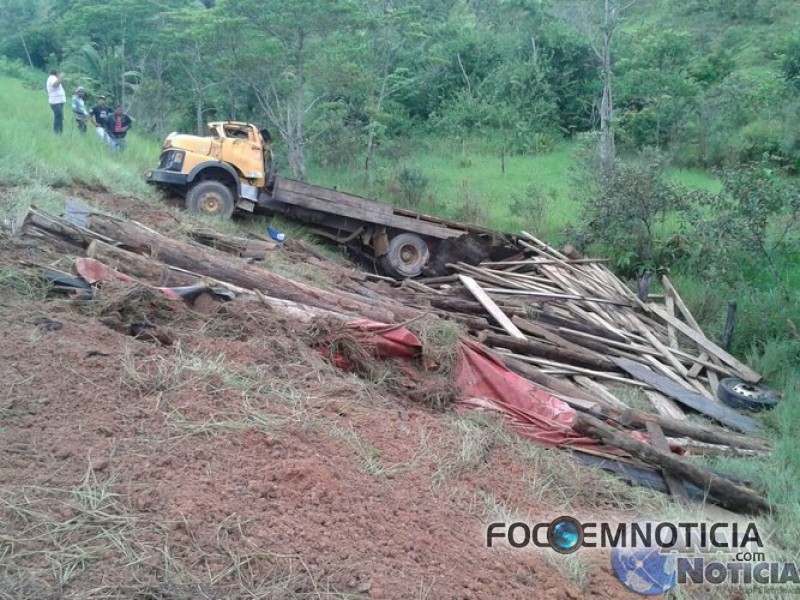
612;543;677;595
548;517;583;554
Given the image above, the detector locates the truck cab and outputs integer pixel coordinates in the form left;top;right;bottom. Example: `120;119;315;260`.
147;121;274;218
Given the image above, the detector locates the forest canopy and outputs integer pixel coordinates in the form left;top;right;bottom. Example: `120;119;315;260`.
2;0;798;177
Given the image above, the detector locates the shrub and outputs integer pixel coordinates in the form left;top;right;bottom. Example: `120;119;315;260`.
570;150;693;276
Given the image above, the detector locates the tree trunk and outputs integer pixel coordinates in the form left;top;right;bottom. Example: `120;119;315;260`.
598;0;616;178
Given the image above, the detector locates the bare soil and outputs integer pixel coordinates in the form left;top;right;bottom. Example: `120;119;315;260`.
0;193;650;599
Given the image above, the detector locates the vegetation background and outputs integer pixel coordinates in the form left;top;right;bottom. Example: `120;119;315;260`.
1;0;799;566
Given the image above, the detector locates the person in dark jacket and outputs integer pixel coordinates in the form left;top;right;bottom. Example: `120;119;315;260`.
90;95;112;142
104;105;132;153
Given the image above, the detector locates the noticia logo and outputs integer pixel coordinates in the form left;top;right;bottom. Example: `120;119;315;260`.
486;517;763;553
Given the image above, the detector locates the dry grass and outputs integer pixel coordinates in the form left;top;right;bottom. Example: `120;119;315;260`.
0;471;361;599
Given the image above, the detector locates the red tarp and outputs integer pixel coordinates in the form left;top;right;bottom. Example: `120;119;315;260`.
328;321;602;448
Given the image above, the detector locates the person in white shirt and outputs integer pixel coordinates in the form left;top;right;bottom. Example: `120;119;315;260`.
46;69;66;134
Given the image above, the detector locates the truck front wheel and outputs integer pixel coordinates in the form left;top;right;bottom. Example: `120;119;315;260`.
379;233;430;278
186;180;235;219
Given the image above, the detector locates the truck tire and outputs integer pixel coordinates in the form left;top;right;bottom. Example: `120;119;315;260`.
716;378;780;411
379;233;430;279
186;180;235;219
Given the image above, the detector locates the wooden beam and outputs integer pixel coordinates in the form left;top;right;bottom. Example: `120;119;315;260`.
459;275;525;339
573;376;629;410
645;421;691;505
644;390;687;421
648;304;761;383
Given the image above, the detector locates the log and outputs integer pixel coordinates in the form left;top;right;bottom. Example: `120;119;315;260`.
501;352;649;387
615;409;769;452
645;421;690;505
512;316;611;366
189;227;279;259
22;207;112;252
428;296;526;316
572;413;772;514
84;214;419;323
87;240;197;287
482;332;617;371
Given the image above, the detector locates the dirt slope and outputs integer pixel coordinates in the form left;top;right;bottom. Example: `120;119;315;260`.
0;191;648;600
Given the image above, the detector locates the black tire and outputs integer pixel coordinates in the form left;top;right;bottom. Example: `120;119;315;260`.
379;233;430;279
717;378;780;412
186;180;235;219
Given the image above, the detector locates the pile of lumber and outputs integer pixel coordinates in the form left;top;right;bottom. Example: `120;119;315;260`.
13;208;774;513
402;231;763;435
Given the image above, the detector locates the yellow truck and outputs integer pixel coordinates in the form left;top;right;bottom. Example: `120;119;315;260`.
147;121;516;278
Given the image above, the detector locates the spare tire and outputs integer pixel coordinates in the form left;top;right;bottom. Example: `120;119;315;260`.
186;180;235;219
717;378;780;412
379;233;430;279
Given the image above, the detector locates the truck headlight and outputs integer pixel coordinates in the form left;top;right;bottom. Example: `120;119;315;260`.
159;150;185;171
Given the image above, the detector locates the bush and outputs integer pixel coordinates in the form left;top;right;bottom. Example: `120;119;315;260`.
688;162;800;295
570;150;693;276
386;164;430;209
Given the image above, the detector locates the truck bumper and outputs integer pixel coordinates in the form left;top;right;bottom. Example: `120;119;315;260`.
146;169;188;186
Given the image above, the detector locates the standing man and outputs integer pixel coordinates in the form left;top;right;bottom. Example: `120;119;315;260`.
71;86;90;134
90;95;112;142
46;69;66;135
104;105;132;153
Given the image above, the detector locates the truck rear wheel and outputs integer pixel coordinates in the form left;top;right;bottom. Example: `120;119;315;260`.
186;180;235;219
379;233;430;278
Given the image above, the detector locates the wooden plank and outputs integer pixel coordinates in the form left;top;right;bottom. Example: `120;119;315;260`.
648;304;761;383
613;357;760;434
631;314;689;378
274;185;463;240
483;288;631;306
644;390;687;420
459;275;525;340
480;258;610;266
573;376;629;410
645;422;691;504
665;295;679;349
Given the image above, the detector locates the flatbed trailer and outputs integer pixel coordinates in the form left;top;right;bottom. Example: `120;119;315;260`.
261;177;518;277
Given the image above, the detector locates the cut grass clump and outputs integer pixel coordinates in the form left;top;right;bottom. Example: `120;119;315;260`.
309;317;462;409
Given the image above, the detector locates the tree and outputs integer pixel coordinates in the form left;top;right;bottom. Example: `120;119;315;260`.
222;0;360;181
554;0;639;179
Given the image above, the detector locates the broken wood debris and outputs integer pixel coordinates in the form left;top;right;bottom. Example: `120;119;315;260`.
16;205;774;514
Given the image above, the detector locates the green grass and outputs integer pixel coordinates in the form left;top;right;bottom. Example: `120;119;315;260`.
310;139;721;238
0;75;160;200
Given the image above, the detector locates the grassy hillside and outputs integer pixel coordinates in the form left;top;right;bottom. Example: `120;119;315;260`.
0;75;159;215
